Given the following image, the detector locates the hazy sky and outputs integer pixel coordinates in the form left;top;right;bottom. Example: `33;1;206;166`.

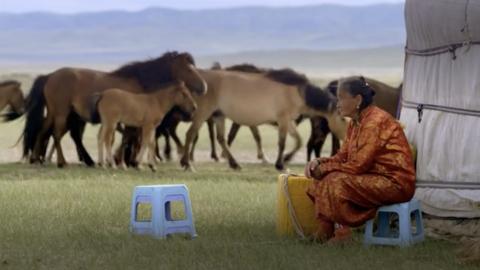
1;0;404;13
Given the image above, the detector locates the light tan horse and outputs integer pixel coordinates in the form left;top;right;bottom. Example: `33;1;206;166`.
96;81;197;171
0;80;25;121
180;68;342;171
21;52;207;167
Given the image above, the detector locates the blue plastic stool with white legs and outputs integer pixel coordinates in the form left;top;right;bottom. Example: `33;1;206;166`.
364;199;424;247
129;184;197;239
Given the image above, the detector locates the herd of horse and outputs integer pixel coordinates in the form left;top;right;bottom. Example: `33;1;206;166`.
0;51;402;171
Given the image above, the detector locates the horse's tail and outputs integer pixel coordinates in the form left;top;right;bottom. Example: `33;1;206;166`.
89;93;102;124
21;74;49;158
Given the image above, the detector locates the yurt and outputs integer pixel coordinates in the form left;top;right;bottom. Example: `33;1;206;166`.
401;0;480;218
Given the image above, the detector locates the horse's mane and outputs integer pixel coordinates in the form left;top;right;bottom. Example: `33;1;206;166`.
265;68;309;86
304;83;335;112
0;80;20;88
110;51;195;91
226;63;265;74
326;80;338;96
225;64;333;112
265;68;332;111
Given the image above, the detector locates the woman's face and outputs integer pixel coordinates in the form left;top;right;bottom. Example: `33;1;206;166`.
336;87;362;118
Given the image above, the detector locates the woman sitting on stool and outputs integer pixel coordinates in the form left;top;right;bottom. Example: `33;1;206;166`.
304;76;415;242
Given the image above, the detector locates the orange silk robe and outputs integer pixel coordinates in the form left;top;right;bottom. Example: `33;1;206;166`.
307;105;415;227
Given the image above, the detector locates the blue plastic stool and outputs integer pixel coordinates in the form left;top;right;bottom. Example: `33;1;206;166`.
364;199;424;247
129;184;197;239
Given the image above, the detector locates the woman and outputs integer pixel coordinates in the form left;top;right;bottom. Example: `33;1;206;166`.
304;76;415;242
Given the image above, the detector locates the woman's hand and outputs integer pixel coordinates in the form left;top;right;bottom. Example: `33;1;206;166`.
304;159;321;179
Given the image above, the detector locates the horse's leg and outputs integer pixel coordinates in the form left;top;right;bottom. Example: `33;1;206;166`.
31;114;54;164
154;127;165;162
249;126;269;164
223;121;240;159
274;119;289;171
227;122;241;146
135;126;151;170
104;124;117;169
190;133;199;162
214;116;241;170
146;128;157;172
168;119;184;156
154;138;164;163
207;117;218;161
52;115;69;168
97;125;105;167
331;133;340;156
46;139;55;163
114;127;127;167
68;116;95;167
180;119;205;171
283;121;302;164
161;130;169;161
313;131;328;159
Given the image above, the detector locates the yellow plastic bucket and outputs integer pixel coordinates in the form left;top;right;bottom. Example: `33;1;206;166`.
276;174;317;237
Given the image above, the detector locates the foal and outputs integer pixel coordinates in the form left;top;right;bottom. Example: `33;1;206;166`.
96;81;197;171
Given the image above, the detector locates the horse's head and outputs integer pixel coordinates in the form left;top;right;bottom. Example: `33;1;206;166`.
1;81;25;121
302;83;338;115
171;53;208;96
9;83;25;114
174;81;198;116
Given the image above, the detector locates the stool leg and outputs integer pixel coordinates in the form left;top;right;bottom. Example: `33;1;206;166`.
413;209;425;241
398;209;411;246
364;219;374;245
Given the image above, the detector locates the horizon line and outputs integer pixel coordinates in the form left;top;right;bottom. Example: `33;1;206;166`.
0;2;404;15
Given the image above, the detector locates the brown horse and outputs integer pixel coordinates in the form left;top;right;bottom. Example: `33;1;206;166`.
306;77;402;161
180;68;342;171
0;80;25;121
22;52;207;167
96;81;197;171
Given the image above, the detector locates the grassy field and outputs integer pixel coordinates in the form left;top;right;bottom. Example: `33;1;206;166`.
0;73;477;270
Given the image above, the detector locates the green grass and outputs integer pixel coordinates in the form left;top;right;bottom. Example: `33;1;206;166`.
0;163;476;270
0;74;475;270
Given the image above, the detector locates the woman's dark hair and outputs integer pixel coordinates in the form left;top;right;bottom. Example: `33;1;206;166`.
338;76;376;110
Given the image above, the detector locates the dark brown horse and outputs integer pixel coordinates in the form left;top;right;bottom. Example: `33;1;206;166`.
0;80;25;121
22;52;207;167
306;77;402;161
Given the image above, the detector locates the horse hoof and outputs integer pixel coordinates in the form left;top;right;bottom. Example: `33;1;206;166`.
275;163;284;171
180;157;189;168
57;163;66;168
230;163;242;171
148;164;156;172
84;159;95;167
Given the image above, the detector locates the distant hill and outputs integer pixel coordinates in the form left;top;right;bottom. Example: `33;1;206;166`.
0;4;405;62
